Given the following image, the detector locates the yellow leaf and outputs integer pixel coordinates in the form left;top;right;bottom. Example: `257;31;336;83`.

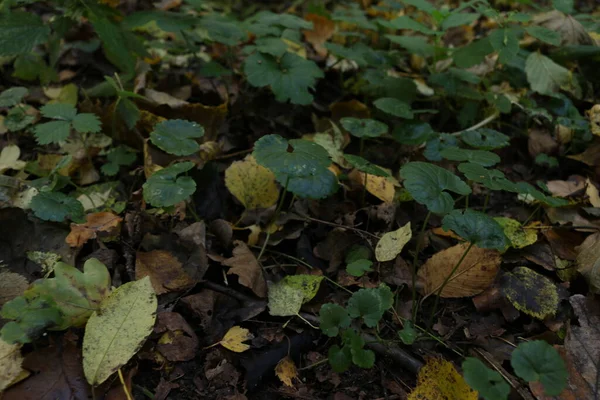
501;266;559;319
219;326;254;353
0;145;26;174
375;222;412;262
494;217;538;250
0;339;27;391
348;169;397;203
225;155;279;210
586;178;600;207
587;104;600;137
409;358;478;400
275;356;298;387
83;277;157;385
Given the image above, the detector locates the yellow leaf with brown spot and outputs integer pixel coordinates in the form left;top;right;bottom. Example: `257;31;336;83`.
225;155;279;210
375;222;412;262
219;326;253;353
348;169;397;203
408;357;478;400
275;356;298;387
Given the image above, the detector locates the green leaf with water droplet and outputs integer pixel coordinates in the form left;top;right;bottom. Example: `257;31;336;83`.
142;162;196;208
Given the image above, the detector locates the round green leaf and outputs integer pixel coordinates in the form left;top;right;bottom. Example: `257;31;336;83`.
373;98;414;119
511;340;567;396
150;119;205;156
458;163;516;191
0;87;28;107
500;267;559;319
461;129;510;150
344;154;390;177
440;147;500;167
400;162;471;215
442;209;508;250
462;357;510;400
398;321;418;345
340;118;388;138
343;329;375;369
319;303;351;337
142;162;197;208
328;344;352;373
30;191;85;222
347;285;393;327
346;259;373;277
392;121;436;145
280;169;339;199
345;245;371;264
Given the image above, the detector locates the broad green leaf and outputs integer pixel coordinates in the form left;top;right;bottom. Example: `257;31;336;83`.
552;0;574;14
453;38;494;68
254;134;331;177
13;54;57;84
30;192;85;222
375;222;412;262
122;10;197;32
343;329;375;368
117;98;140;130
486;92;512;114
500;267;559;319
392;121;436;145
0;87;28;107
224;155;279;210
384;16;433;34
324;42;369;66
328;344;352;372
511;341;567;396
0;12;50;56
535;154;559;168
244;52;323;105
489;28;520;64
347;285;393;327
346;259;373;277
344;155;390;177
458;163;515;191
442;209;508;250
88;12;136;73
252;11;312;30
461;129;510;150
200;17;247;46
424;134;460;161
142;162;197;207
400;162;471;215
340;118;388;138
34;120;72;144
494;217;537;250
525;52;575;97
255;37;288;57
150;119;205;156
526;26;562;46
83;277;157;385
0;296;61;344
463;357;510;400
442;13;480;30
385;35;435;57
319;303;351;337
512;181;569;207
374;98;414;119
101;146;137;176
346;245;371;264
398;321;418;345
281;170;339;199
72;113;102;134
440;147;501;167
400;0;436;14
40;103;77;120
268;275;324;317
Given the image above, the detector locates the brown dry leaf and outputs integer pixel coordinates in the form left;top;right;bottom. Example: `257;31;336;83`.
528;128;558;158
576;232;600;294
0;339;26;392
586;179;600;207
418;243;501;298
432;227;463;241
303;14;336;57
408;357;478;400
222;241;267;298
329;99;371;122
275;356;298;387
568;139;600;167
135;250;195;294
66;212;123;248
534;10;593;46
348;169;396;203
155;312;199;362
546;177;585;198
0;272;29;307
217;326;253;353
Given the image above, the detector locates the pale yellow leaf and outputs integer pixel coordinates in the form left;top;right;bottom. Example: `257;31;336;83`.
0;339;26;391
0;145;26;174
375;222;412;262
219;326;254;353
588;104;600;137
408;358;478;400
586;178;600;207
225;155;279;210
348;169;397;203
275;356;298;387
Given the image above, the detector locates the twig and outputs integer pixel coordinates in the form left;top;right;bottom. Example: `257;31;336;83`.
298;214;381;239
450;112;500;136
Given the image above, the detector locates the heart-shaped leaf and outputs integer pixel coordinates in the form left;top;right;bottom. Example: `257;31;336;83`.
150;119;205;156
442;209;508;250
340;118;388;138
458;163;516;191
392;121;436;145
30;192;85;223
374;98;414;119
463;357;510;400
142;162;197;208
346;259;373;277
511;340;567;396
344;154;390;177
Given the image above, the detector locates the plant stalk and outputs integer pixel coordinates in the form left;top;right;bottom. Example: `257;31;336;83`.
411;211;431;323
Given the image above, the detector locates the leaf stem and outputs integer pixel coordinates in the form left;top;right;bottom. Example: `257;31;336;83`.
118;369;133;400
411;211;431;323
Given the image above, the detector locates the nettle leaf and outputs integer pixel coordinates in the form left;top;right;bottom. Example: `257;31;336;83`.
72;113;102;134
347;285;393;327
400;162;471;215
440;147;501;167
392;121;436;145
511;341;567;396
526;26;562;46
319;303;351;337
458;163;516;191
463;357;510;400
525;52;577;97
346;259;373;277
34;120;72;144
344;154;390;177
244;52;323;105
0;12;50;56
442;209;508;250
500;266;559;319
343;329;375;369
373;98;414;119
30;192;85;223
328;345;352;373
461;128;510;150
441;13;480;30
340;118;388;138
0;87;28;107
453;37;494;68
150;119;205;156
101;146;137;176
489;28;520;64
142;162;197;207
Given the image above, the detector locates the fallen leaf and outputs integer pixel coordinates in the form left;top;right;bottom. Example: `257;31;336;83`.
375;222;412;262
275;356;298;387
348;169;397;203
494;217;538;250
546;177;585;198
576;232;600;294
0;145;26;174
0;339;25;391
408;357;478;400
66;211;123;247
534;10;593;45
155;312;198;362
222;241;267;298
218;326;254;353
568;138;600;167
588;104;600;137
586;178;600;207
418;243;501;298
500;266;559;319
224;155;279;210
528;128;558;159
329;99;371;122
83;276;158;386
303;14;336;57
135;250;195;295
0;272;28;307
268;275;324;316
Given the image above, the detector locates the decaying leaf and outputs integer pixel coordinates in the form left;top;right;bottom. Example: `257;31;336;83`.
222;240;267;298
66;211;122;247
0;272;28;307
576;232;600;294
155;312;199;362
218;326;254;353
375;222;412;262
303;14;335;57
275;356;298;387
494;217;538;250
0;339;25;391
268;275;324;317
418;243;501;298
348;169;397;203
588;104;600;137
0;145;26;174
135;250;195;295
500;266;559;319
408;357;478;400
224;155;279;210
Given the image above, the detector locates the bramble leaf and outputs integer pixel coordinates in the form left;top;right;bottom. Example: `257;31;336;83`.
142;162;197;207
0;12;50;56
319;303;351;337
72;113;102;134
40;103;77;120
34;120;72;144
150;119;205;156
511;340;567;396
442;209;508;250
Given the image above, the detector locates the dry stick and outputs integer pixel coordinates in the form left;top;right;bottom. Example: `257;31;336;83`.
298;213;381;239
450;112;500;136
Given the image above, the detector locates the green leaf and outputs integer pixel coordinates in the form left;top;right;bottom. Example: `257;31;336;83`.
461;129;510;150
143;162;196;207
244;52;323;105
512;181;569;207
88;12;136;73
346;259;373;277
0;87;28;107
458;163;515;191
281;170;339;199
453;38;494;68
525;52;576;97
500;266;559;319
424;133;460;161
442;209;508;250
442;13;480;30
385;35;435;57
0;296;62;344
324;42;369;66
328;344;352;373
13;54;57;84
392;121;436;145
463;357;510;400
5;107;35;132
34;121;72;145
535;154;559;168
101;146;137;176
343;329;375;368
30;192;85;222
511;340;567;396
200;17;247;46
400;162;471;215
252;11;313;30
150;119;205;156
374;98;414;119
319;303;351;337
346;245;371;264
72;113;102;133
0;12;50;56
340;118;388;138
440;147;500;167
117;98;140;130
255;37;288;57
40;103;77;120
398;321;418;345
489;28;520;64
384;16;434;34
552;0;574;14
526;26;562;46
400;0;436;14
268;275;324;317
347;285;393;327
344;155;390;177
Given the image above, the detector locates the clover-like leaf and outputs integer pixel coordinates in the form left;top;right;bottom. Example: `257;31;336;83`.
344;154;390;177
101;146;137;176
340;118;388;138
458;163;516;191
463;357;510;400
319;303;351;337
400;162;471;215
461;129;510;150
142;162;197;208
440;147;500;167
511;340;567;396
373;98;414;119
346;285;393;327
150;119;205;156
328;344;352;373
0;87;28;107
346;259;373;277
30;192;85;223
442;209;508;250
